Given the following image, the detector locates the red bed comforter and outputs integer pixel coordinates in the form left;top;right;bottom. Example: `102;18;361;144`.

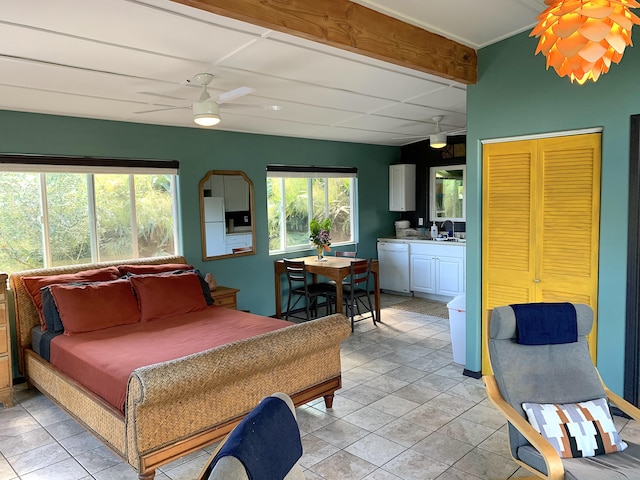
49;306;293;412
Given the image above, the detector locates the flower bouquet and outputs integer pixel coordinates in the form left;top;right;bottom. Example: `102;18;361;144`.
310;218;332;261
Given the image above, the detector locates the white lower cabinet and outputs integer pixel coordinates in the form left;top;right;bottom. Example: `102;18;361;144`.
410;243;464;297
410;255;436;293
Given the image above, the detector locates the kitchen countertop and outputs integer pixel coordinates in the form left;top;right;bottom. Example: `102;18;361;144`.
378;236;466;245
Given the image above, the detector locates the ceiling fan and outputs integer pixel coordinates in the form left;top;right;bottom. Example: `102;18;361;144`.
135;73;257;127
393;115;466;147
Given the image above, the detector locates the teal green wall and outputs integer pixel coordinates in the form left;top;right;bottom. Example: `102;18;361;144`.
466;32;640;393
1;110;400;376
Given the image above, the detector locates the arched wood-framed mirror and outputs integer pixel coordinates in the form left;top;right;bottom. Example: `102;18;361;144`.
199;170;256;261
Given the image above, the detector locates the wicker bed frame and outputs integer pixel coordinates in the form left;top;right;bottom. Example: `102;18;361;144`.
10;255;351;479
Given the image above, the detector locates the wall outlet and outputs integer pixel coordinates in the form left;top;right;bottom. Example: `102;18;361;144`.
418;217;424;226
244;215;249;222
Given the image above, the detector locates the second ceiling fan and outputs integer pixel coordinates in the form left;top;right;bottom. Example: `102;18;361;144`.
136;73;256;126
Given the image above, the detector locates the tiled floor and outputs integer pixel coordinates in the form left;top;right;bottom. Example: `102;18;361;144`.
2;294;639;480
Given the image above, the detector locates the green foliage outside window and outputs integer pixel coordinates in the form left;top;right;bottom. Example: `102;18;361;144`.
267;175;353;253
0;172;176;274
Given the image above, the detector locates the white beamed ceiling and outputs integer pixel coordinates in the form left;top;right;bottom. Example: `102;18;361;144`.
0;0;544;146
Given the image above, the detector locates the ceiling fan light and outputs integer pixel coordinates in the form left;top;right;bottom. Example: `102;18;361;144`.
193;100;221;127
430;132;447;149
194;114;221;127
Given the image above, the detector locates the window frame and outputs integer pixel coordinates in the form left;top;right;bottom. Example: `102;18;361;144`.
267;166;357;255
0;154;179;273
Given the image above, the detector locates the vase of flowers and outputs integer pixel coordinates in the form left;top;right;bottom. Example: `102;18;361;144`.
310;218;332;261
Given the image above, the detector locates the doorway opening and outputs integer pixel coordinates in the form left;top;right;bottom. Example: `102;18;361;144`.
625;113;640;406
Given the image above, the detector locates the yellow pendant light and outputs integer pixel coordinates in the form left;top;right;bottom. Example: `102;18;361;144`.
530;0;640;84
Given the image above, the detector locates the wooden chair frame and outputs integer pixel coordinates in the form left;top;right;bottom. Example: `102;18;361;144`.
483;309;640;480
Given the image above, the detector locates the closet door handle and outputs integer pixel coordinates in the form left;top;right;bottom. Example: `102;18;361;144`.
534;278;541;283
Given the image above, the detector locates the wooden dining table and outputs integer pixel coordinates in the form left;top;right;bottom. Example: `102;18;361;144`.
274;256;381;321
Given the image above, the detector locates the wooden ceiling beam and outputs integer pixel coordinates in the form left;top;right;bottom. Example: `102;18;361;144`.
170;0;477;85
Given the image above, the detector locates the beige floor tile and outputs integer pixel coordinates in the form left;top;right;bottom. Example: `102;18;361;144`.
91;462;150;480
6;443;71;476
445;380;488;403
400;404;458;431
392;383;439;404
362;469;403;479
383;366;426;384
436;467;483;479
313;395;365;418
339;384;389;406
460;403;508;430
360;358;403;375
344;433;406;467
342;406;397;432
364;374;409;394
410;431;474;465
20;458;87;480
381;448;449;480
0;408;41;437
58;431;105;456
44;418;86;441
299;434;341;468
159;453;210;480
407;351;454;373
478;430;513;458
310;418;370;449
0;427;54;458
0;456;17;480
374;418;432;448
413;373;460;392
369;394;420;417
425;392;475;416
452;447;519;480
309;450;377;479
295;405;336;434
436;417;496;446
74;445;125;474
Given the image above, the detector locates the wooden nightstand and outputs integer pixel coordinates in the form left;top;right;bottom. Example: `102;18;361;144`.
0;273;13;408
211;286;240;310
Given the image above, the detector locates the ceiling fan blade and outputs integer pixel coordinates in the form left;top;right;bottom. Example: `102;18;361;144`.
391;135;428;140
134;105;189;114
217;86;256;104
138;91;187;101
221;103;282;111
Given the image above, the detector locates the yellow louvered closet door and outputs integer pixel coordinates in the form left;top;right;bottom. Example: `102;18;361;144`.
482;133;601;373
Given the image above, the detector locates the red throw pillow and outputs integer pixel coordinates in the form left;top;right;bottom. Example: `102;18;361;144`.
22;266;121;329
129;271;208;322
117;263;192;276
50;279;140;335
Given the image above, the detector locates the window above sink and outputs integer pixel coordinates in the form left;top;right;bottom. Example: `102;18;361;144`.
429;165;465;222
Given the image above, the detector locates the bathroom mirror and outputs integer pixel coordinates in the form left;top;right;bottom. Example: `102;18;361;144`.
199;170;256;261
429;165;465;221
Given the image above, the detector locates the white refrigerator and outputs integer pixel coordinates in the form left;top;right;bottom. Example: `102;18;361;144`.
204;197;226;256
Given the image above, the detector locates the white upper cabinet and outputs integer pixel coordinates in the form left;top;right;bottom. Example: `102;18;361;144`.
209;174;250;212
389;164;416;211
223;175;250;212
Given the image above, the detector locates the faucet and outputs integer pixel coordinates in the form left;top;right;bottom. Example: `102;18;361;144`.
442;219;455;239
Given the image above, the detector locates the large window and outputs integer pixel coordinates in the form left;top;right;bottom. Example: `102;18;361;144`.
0;156;179;274
267;166;356;254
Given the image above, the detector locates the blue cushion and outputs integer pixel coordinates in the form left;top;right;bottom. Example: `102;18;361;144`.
41;286;64;333
511;302;577;345
207;396;302;480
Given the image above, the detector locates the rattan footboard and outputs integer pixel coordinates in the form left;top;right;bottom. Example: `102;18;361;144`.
9;257;351;479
